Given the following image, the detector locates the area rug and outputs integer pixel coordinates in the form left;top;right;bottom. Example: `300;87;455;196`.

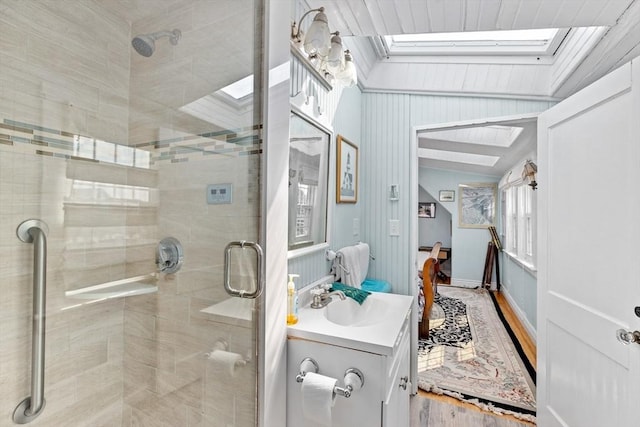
417;287;537;423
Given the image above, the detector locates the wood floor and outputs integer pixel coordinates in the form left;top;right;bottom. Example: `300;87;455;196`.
410;287;536;427
410;394;533;427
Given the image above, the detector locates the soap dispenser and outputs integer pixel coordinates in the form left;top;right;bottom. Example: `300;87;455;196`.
287;274;300;325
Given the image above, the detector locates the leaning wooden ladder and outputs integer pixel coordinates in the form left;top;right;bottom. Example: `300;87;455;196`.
482;226;502;290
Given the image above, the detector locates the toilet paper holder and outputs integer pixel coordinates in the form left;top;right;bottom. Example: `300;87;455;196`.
296;357;365;398
205;340;249;368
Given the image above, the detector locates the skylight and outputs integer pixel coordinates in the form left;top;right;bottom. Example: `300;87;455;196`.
418;148;499;167
220;75;254;100
218;62;290;100
420;126;523;148
384;28;565;56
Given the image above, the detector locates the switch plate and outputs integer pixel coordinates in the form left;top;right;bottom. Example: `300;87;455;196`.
207;183;233;204
389;219;400;236
353;218;359;236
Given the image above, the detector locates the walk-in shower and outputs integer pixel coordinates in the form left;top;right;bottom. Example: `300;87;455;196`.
1;1;263;426
131;29;181;57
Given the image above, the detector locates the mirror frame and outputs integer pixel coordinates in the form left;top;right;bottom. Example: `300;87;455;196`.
287;106;333;259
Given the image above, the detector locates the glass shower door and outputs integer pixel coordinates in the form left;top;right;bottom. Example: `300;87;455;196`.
0;1;262;425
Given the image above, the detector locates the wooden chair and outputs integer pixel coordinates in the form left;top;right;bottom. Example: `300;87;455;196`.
419;257;439;340
429;241;442;294
430;241;442;260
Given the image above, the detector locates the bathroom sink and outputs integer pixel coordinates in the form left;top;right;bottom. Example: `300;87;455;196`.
287;283;413;356
323;295;389;327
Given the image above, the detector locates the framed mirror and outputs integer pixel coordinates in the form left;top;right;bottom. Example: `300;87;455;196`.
288;111;331;253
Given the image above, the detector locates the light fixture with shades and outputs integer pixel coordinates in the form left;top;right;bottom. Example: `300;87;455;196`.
291;6;358;87
522;160;538;190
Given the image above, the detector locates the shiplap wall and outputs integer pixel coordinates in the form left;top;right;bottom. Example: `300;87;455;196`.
290;1;557;295
361;94;556;295
287;81;555;293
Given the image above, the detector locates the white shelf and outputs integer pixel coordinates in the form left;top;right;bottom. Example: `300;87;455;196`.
65;273;158;300
201;297;254;328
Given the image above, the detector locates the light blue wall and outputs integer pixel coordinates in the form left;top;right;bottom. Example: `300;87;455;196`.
496;154;539;335
501;255;537;335
360;93;555;295
331;87;363;250
418;187;452;248
287;44;551;335
419;167;500;284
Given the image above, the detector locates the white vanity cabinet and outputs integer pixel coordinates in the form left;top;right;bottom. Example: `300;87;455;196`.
382;320;410;426
286;295;411;427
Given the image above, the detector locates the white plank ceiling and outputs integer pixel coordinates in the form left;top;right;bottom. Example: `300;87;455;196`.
303;0;640;100
298;0;640;175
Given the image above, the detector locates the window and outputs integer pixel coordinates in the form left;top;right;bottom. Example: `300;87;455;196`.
295;183;315;240
502;183;536;268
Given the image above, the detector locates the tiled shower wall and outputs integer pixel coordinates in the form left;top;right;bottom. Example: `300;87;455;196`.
1;2;132;425
0;1;259;426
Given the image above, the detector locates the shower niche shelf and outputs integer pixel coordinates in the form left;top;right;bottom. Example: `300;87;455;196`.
201;298;254;328
65;273;158;300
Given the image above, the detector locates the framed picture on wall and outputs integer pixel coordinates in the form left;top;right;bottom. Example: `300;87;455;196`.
439;190;455;202
418;202;436;218
336;135;358;203
458;183;497;228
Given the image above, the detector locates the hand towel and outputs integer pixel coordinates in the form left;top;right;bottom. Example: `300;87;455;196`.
355;242;370;284
336;245;362;288
331;282;371;304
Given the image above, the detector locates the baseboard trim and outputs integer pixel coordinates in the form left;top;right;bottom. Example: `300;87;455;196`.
450;278;483;288
500;286;537;343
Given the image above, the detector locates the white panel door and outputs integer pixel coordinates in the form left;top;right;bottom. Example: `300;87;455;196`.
537;60;640;427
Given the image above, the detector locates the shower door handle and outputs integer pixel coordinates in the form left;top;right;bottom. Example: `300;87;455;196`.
13;219;49;424
224;241;264;299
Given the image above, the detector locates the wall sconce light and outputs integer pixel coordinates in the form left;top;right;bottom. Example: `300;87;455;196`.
522;160;538;190
291;6;358;87
335;50;357;87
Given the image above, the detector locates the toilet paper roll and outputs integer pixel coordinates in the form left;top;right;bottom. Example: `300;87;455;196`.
208;350;244;377
301;372;337;426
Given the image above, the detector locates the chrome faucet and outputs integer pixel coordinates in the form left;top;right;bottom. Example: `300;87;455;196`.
310;287;346;309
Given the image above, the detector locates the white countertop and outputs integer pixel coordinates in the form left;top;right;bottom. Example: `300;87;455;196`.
287;291;413;356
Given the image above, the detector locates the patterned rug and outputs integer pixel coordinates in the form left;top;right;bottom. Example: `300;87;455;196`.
418;287;537;423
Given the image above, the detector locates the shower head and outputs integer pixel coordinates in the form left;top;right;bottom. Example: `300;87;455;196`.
131;29;181;57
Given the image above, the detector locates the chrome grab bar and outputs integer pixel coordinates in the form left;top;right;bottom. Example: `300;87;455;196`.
335;253;350;275
14;219;49;424
223;240;264;299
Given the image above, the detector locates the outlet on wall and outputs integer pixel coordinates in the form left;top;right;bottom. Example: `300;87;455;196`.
389;219;400;236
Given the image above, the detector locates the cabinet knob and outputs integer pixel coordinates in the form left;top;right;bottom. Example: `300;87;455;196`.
616;329;640;345
398;376;409;390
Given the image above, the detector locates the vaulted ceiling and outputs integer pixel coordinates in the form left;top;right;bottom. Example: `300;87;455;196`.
301;0;640;176
305;0;640;100
100;1;640;176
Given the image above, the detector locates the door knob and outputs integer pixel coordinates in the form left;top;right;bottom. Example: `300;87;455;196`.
399;376;409;390
616;329;640;345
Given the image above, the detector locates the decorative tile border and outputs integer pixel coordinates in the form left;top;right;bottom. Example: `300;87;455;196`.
0;118;262;166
